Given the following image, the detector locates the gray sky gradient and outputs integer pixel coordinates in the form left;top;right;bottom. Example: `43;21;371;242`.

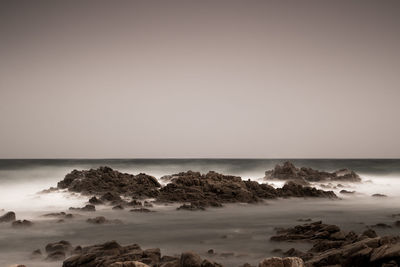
1;0;400;158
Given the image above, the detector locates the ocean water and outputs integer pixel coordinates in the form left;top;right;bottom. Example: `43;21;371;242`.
0;159;400;267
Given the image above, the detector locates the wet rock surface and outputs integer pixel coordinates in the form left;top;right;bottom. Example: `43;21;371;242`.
61;241;223;267
57;166;161;197
53;167;337;210
271;221;400;267
264;161;362;183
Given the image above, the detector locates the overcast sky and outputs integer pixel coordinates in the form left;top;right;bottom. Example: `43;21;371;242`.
0;0;399;158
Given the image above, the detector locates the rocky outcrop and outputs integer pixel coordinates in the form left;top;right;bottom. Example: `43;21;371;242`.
270;221;400;267
57;166;161;198
157;171;336;209
264;162;361;183
52;167;336;211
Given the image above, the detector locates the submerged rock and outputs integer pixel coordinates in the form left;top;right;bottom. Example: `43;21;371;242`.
264;162;361;183
258;256;305;267
12;220;33;228
372;194;388;198
69;204;95;212
0;211;16;223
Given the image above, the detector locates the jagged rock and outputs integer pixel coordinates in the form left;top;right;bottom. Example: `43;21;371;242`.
264;162;361;183
63;241;171;267
362;229;378;238
12;220;33;228
177;203;206;211
201;259;223;267
57;167;161;197
0;211;16;222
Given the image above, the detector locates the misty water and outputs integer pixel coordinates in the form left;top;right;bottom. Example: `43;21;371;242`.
1;159;400;266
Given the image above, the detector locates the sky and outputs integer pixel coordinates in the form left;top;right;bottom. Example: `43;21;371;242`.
0;0;400;158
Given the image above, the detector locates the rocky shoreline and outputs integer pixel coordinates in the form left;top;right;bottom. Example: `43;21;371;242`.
2;162;398;267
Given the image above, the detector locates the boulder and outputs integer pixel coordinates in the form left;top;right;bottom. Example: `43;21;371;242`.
0;211;16;222
180;251;203;267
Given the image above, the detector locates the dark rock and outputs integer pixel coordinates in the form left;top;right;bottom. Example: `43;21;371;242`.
264;161;361;183
112;205;124;210
57;167;161;198
371;223;392;228
46;250;66;261
69;204;95;212
31;249;42;259
177;203;206;211
0;211;16;222
362;229;378;238
180;251;203;267
372;194;388;197
46;240;73;254
12;219;33;228
340;190;356;194
42;212;74;219
88;196;103;205
100;192;122;202
128;199;143;207
207;249;215;255
201;259;223;267
87;216;122;224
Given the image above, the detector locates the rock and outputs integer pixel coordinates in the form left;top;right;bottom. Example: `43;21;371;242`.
180;251;203;267
89;196;103;205
371;223;392;228
100;192;122;202
69;204;95;212
110;262;150;267
264;162;361;183
177;203;206;211
207;249;215;254
0;211;16;222
112;205;124;210
372;194;387;197
31;249;42;259
259;257;305;267
46;240;73;254
128;200;142;207
46;250;66;261
62;241;169;267
57;167;161;198
12;220;33;228
340;190;355;194
7;265;27;267
362;229;378;238
87;216;122;224
201;259;223;267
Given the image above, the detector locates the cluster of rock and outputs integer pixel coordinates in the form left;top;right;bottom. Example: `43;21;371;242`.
271;220;400;266
55;167;338;210
264;162;361;184
0;211;33;228
60;240;224;267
